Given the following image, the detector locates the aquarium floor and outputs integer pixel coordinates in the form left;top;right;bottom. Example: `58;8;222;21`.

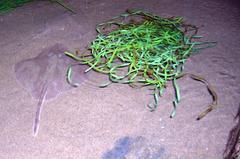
0;0;239;158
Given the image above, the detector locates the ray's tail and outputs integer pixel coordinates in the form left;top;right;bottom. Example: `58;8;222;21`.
33;83;48;137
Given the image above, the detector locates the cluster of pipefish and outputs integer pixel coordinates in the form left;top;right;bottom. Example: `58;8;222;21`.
65;9;218;120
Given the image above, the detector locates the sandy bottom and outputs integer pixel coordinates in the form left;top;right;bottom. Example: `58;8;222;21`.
0;0;239;159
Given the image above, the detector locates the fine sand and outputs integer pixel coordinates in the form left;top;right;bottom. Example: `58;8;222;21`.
0;0;239;158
